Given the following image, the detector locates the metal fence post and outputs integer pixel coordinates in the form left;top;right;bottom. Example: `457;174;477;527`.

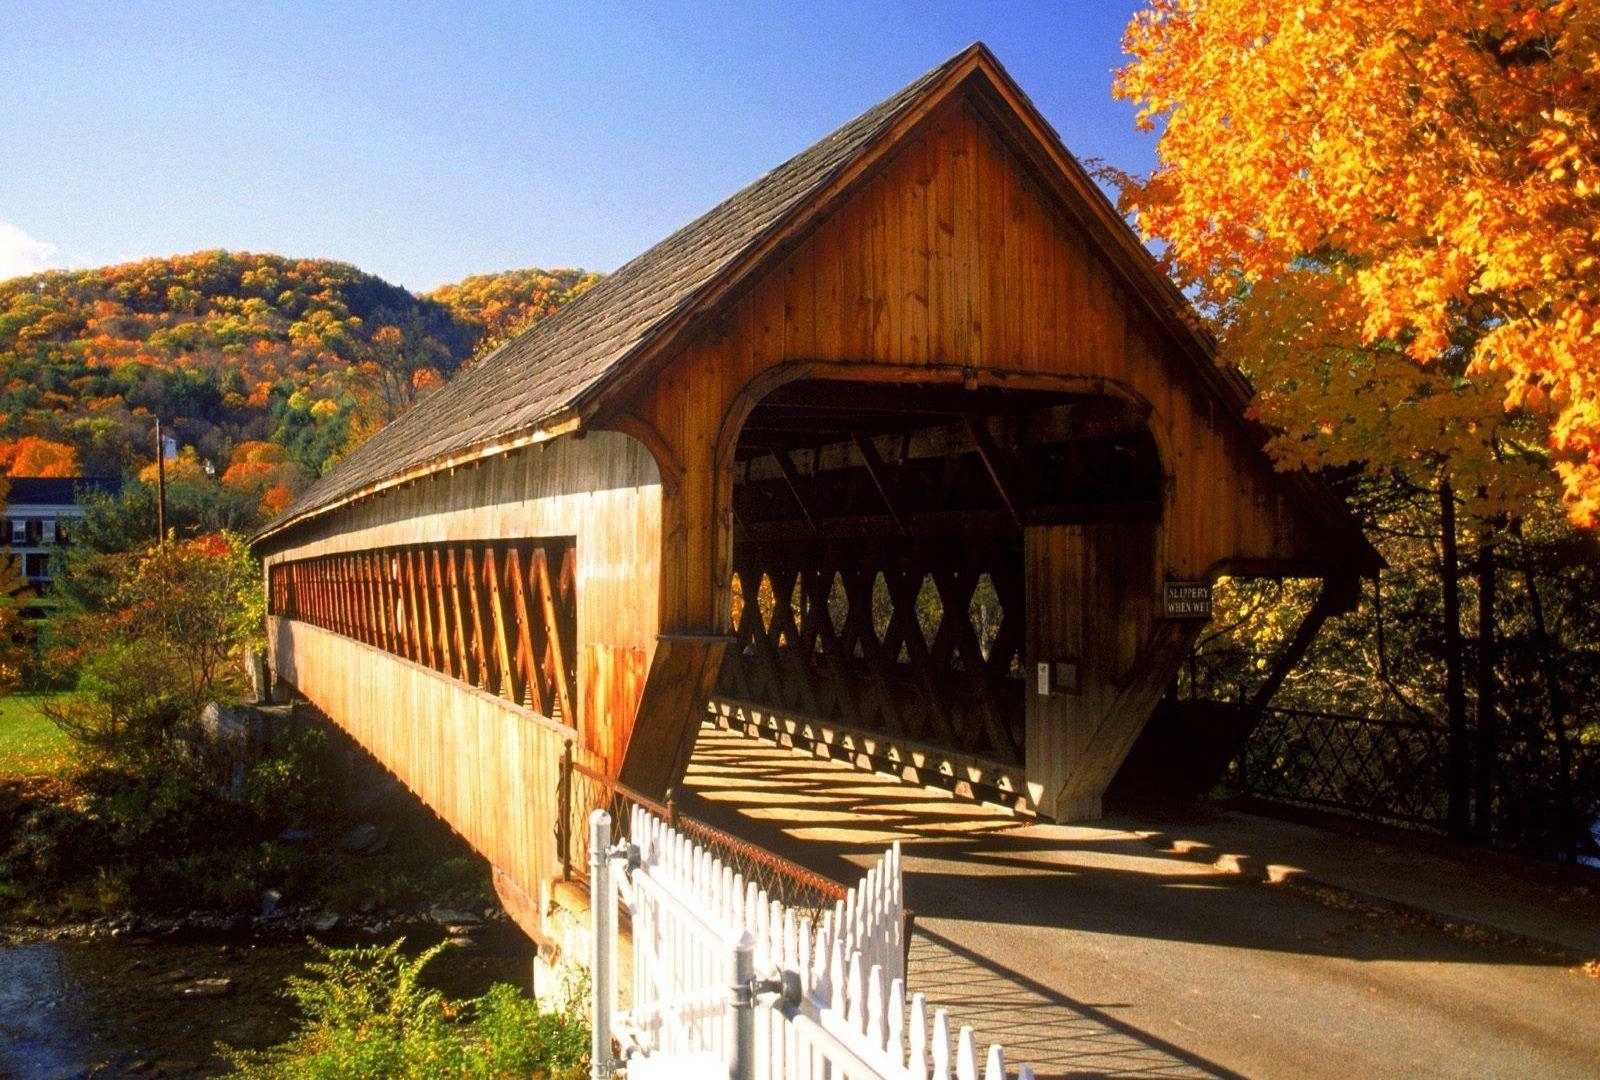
727;929;756;1080
590;809;614;1080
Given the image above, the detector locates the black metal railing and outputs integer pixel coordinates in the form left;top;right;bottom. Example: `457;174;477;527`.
1235;707;1453;826
1232;705;1600;860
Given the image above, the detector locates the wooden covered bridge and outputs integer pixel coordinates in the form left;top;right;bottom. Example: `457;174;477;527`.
253;45;1375;941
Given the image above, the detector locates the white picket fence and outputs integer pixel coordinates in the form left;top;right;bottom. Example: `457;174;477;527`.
588;807;1032;1080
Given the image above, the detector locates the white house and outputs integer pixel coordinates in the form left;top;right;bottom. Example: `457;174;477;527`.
2;477;120;585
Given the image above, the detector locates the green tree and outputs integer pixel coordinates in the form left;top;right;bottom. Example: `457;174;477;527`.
45;533;261;767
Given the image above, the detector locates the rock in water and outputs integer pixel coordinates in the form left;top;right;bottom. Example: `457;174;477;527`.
428;904;482;928
182;978;233;998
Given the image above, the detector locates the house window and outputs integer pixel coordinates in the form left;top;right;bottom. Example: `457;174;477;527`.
9;519;24;546
24;553;49;580
55;519;69;544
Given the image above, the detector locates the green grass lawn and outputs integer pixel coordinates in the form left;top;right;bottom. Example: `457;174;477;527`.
0;693;71;778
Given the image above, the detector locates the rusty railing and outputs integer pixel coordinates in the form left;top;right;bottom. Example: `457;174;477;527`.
555;742;916;961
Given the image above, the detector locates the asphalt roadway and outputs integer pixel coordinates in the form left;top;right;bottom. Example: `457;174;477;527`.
680;723;1600;1080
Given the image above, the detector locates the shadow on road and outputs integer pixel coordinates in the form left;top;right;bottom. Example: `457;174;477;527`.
679;722;1592;1080
910;925;1245;1079
678;724;1570;966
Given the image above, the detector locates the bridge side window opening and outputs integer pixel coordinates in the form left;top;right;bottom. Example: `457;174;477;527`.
268;538;578;726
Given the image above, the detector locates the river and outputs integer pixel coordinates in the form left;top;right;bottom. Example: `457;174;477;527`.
0;927;536;1079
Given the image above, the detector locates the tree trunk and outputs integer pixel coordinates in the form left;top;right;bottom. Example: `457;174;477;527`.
1439;475;1470;838
1473;525;1496;839
1515;520;1578;852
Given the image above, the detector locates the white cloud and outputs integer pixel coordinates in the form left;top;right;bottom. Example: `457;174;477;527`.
0;221;61;282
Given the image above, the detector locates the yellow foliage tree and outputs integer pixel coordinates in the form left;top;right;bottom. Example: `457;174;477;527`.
1116;0;1600;525
137;448;207;485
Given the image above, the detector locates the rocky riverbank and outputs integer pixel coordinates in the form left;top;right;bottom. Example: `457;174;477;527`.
0;731;535;1077
2;897;514;948
2;706;503;931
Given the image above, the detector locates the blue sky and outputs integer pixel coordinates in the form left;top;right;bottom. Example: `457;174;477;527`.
1;2;1156;291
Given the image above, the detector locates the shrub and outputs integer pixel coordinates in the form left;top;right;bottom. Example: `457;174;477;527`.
225;939;589;1079
4;800;102;883
245;727;332;833
473;979;588;1079
78;761;250;856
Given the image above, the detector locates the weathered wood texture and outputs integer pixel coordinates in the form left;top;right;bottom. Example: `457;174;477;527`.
260;63;1369;844
269;540;578;724
715;537;1025;766
269;616;608;939
1024;522;1204;819
602;89;1343;808
260;432;662;932
262;431;662;777
614;89;1338;641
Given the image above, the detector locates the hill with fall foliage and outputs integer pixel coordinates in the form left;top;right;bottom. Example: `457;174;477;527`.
0;251;597;521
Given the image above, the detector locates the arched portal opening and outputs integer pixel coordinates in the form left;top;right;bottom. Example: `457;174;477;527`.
713;376;1163;804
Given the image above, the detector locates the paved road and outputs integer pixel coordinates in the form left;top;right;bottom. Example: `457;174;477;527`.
681;724;1600;1079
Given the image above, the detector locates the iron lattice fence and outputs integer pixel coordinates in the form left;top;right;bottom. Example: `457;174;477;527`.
1232;705;1600;860
1234;707;1453;826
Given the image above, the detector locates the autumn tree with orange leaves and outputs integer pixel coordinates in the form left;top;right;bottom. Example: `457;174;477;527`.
0;437;81;478
1117;0;1600;844
1116;0;1600;525
220;440;313;519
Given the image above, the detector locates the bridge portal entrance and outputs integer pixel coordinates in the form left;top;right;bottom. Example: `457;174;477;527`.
715;376;1164;813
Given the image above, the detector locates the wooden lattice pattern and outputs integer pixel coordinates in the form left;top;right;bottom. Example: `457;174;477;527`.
717;541;1026;766
269;541;578;724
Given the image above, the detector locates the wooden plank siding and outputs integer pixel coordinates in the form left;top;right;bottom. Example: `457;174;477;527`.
613;88;1334;645
269;615;600;934
256;51;1376;912
596;88;1351;813
260;432;661;939
269;540;578;723
262;431;662;764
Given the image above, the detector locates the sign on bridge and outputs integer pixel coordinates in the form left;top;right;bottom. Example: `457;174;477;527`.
1164;581;1213;620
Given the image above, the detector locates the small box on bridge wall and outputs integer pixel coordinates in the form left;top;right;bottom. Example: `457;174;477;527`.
1163;581;1213;620
1036;660;1079;696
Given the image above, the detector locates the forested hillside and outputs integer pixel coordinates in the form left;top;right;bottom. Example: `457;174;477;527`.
0;252;596;522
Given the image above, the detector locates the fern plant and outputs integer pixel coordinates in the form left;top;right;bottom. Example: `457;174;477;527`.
224;938;587;1079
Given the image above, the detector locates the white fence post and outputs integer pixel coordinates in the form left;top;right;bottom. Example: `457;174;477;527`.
602;806;1032;1079
590;809;614;1080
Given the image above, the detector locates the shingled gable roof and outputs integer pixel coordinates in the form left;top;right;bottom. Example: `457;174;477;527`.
257;43;1377;570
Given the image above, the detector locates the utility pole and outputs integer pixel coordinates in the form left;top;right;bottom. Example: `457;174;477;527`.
154;417;168;542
